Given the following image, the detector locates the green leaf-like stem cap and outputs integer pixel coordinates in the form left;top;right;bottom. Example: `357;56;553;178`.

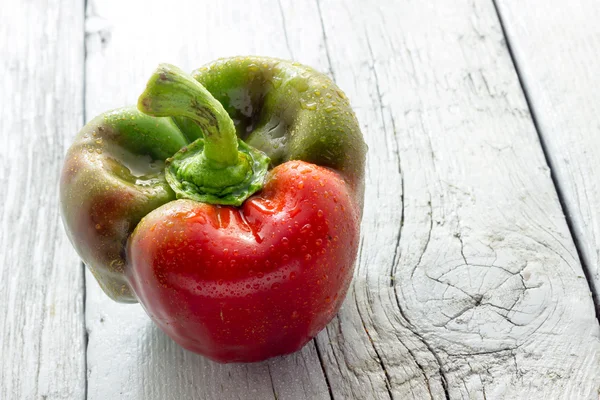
165;138;269;206
138;64;270;206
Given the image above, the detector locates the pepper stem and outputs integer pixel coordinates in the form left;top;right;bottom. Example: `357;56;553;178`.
138;64;239;166
138;64;269;206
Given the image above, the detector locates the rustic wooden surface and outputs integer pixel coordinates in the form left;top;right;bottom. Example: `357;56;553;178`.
495;0;600;316
0;1;86;399
2;0;600;399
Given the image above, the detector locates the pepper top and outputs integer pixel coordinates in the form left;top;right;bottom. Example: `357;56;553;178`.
138;64;270;206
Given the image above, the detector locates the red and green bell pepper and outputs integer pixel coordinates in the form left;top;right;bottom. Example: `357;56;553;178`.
60;57;367;362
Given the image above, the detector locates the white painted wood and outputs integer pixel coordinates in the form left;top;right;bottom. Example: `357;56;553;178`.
495;0;600;314
82;0;600;399
0;1;86;399
313;0;600;398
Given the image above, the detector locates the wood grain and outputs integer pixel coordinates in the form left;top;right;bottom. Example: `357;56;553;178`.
82;0;600;399
495;0;600;316
306;0;600;398
0;1;86;399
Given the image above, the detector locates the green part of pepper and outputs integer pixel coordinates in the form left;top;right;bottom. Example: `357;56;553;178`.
60;56;367;302
60;108;187;302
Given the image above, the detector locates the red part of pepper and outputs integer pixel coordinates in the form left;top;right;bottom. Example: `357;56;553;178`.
127;161;359;362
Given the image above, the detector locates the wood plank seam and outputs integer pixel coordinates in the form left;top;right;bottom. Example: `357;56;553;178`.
82;262;89;400
83;1;90;399
491;0;600;323
313;337;335;399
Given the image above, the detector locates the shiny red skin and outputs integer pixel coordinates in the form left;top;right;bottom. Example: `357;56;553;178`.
126;160;360;363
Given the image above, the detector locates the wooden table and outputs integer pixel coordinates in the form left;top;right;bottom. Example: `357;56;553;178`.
2;0;600;398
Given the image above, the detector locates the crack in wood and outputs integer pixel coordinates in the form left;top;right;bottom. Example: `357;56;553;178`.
411;198;434;280
365;31;448;393
353;290;393;399
276;0;294;60
315;0;336;82
492;0;600;322
392;289;450;400
455;232;468;266
266;364;278;400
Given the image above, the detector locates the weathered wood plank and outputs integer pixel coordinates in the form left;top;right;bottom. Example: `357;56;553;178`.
83;0;600;399
313;0;600;398
495;0;600;315
0;1;86;399
84;1;331;399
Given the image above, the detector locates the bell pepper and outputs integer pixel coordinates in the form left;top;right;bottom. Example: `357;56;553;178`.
60;57;367;362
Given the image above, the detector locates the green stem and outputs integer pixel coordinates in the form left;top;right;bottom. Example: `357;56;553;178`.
138;64;238;167
137;64;270;206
